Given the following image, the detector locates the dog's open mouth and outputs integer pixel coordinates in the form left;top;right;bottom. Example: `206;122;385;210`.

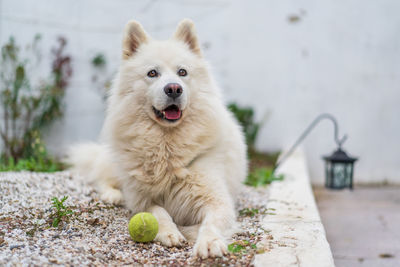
153;105;182;122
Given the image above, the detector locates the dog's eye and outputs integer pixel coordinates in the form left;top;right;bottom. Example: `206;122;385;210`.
147;70;158;78
177;69;187;77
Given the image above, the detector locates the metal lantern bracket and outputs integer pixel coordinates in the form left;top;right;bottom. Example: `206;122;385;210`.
273;113;348;172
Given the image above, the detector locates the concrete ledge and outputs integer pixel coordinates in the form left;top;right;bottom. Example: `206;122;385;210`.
254;149;334;267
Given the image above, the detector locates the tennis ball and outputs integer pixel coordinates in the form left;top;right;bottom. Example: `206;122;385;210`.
128;212;159;243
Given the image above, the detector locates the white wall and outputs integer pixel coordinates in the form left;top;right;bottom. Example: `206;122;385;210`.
1;0;399;184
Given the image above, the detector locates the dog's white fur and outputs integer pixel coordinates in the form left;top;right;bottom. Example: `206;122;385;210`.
68;19;247;258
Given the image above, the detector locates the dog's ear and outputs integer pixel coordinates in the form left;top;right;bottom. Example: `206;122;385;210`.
122;20;148;59
173;19;202;56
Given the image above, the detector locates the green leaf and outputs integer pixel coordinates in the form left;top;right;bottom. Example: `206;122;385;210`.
52;217;60;227
61;196;68;203
92;53;106;68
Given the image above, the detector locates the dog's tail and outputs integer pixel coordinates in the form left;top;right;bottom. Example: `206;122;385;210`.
67;142;122;204
67;142;106;183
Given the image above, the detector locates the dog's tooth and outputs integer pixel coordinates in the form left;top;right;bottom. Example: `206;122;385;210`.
162;111;165;118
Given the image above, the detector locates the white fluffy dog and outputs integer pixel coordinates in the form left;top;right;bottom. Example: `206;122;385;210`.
68;19;247;258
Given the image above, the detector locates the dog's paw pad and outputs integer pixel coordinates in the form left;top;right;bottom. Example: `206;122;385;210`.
101;188;123;204
155;227;186;247
193;237;227;258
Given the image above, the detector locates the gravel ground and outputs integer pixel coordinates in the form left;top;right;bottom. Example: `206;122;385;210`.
0;171;272;266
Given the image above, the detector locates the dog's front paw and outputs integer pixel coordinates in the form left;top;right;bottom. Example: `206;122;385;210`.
155;225;186;247
100;188;123;205
193;232;227;258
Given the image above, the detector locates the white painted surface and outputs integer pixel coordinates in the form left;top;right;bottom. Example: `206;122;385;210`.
0;0;399;184
254;149;334;266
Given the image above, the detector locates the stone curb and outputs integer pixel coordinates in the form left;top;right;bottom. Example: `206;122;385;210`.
254;149;335;267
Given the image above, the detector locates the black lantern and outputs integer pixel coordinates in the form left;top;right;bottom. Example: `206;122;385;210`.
323;148;357;190
273;113;358;190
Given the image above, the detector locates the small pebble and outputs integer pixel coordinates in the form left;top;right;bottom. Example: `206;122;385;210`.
9;244;25;250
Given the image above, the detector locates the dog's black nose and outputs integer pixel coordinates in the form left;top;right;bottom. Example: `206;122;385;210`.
164;83;182;99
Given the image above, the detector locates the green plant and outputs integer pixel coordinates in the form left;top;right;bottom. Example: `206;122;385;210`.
245;167;284;187
0;156;61;172
91;53;106;68
228;240;257;254
49;196;73;227
0;35;72;171
239;207;265;217
228;103;260;152
228;103;283;186
0;131;64;171
91;52;112;99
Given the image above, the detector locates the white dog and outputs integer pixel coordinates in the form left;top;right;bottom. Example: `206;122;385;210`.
68;19;247;258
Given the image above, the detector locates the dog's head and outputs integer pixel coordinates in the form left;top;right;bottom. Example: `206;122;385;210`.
119;19;210;127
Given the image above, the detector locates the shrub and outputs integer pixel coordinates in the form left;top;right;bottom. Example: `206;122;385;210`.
228;103;284;186
0;35;72;171
228;103;260;153
91;52;113;100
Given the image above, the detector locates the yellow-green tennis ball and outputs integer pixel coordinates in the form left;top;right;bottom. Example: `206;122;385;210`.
128;212;159;243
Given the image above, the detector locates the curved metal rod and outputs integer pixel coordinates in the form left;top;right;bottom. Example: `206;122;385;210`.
273;113;347;172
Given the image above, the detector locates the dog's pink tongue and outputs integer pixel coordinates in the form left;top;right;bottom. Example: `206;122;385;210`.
165;109;181;120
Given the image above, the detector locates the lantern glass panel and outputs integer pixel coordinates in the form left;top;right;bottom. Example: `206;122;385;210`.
346;163;354;189
325;161;332;188
332;163;348;188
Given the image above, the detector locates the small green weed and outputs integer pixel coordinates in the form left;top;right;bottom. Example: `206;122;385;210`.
245;167;284;187
49;196;73;227
228;240;257;254
239;207;265;217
